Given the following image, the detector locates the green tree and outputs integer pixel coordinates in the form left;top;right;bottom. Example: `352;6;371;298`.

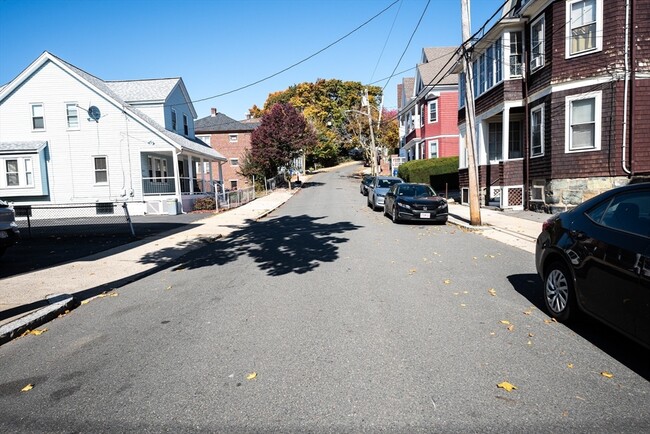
250;103;316;188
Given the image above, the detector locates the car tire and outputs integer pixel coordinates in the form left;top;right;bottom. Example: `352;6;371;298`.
392;205;399;223
543;261;575;322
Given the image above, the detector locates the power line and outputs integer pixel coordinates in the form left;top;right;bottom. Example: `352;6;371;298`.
370;0;404;84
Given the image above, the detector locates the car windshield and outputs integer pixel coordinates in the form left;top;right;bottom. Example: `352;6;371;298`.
399;185;435;197
377;179;401;188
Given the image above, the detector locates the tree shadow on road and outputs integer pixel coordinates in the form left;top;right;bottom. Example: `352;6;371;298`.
138;215;362;277
508;273;650;381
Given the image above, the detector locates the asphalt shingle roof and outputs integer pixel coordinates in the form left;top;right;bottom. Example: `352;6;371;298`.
195;113;259;133
418;47;459;86
105;79;180;103
0;141;47;152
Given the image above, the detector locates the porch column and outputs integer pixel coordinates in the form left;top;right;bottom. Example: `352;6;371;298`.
415;141;420;160
208;159;214;190
172;151;181;200
502;108;510;160
218;161;224;186
188;155;195;194
199;157;206;192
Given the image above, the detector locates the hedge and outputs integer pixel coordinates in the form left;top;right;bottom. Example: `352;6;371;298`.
397;156;459;184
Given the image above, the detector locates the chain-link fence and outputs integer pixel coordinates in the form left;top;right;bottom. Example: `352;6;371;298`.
13;202;134;239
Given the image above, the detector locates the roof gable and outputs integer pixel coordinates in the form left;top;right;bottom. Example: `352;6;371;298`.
195;112;258;133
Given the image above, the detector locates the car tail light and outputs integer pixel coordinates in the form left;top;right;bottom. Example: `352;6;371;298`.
542;216;557;232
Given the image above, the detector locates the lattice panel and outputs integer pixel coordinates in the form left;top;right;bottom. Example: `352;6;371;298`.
508;187;523;206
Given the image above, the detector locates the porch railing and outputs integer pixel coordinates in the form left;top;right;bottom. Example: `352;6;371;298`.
142;177;214;196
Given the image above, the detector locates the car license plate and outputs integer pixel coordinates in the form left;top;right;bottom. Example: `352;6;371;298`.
420;213;431;219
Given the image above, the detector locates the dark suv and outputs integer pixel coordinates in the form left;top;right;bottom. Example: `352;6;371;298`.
0;199;20;258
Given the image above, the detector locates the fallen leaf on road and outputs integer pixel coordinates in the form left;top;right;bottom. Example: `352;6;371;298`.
523;310;532;315
460;304;466;307
80;300;90;305
488;288;497;296
500;320;511;325
567;364;574;369
165;285;173;290
408;268;417;275
528;333;534;337
246;372;257;380
497;381;517;392
29;328;48;336
527;340;532;345
507;325;515;332
443;279;451;284
21;384;34;392
472;256;478;260
600;371;614;378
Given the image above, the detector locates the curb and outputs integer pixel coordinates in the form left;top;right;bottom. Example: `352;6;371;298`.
0;294;76;346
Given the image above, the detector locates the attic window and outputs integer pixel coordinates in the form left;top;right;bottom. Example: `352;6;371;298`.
171;109;177;131
229;134;238;143
183;114;189;135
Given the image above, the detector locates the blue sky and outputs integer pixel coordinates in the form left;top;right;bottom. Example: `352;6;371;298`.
0;0;501;120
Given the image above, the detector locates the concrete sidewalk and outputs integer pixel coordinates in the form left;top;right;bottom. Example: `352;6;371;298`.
447;202;548;254
0;188;296;343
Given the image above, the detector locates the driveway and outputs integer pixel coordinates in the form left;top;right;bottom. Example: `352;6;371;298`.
0;213;213;279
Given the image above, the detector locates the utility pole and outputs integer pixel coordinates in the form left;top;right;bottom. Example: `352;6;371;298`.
461;0;482;226
364;88;378;176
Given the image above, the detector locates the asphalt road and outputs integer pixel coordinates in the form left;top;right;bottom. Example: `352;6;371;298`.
0;164;648;433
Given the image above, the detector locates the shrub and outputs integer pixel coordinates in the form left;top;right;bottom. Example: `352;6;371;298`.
397;156;459;183
193;197;216;211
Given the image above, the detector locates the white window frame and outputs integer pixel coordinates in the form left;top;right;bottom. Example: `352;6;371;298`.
230;158;239;166
93;156;108;185
428;100;438;123
229;134;238;143
566;0;602;58
66;103;79;129
2;156;35;189
565;91;602;153
488;122;503;163
509;31;523;78
229;179;238;190
530;15;545;72
530;105;545;157
31;103;45;131
171;109;177;131
428;140;439;158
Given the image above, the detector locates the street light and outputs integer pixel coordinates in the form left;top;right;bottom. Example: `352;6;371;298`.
345;90;380;176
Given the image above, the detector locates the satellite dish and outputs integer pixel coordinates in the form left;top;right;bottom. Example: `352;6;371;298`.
88;105;101;122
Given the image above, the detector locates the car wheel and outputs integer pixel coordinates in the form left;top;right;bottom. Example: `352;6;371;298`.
367;195;372;208
392;205;399;223
543;261;575;322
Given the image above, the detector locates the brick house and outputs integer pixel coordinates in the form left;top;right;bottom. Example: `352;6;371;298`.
455;0;650;212
195;108;260;190
397;47;460;161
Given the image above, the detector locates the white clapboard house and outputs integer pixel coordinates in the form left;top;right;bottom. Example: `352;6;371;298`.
0;51;226;215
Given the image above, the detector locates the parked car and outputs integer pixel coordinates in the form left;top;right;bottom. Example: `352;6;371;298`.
0;199;20;258
383;183;448;224
535;182;650;349
360;175;375;196
367;176;403;210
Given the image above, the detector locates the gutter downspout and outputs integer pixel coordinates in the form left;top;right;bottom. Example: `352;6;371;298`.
622;0;632;175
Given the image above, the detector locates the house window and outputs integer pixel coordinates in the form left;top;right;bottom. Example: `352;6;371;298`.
31;104;44;130
530;105;544;157
148;157;168;183
508;121;523;159
568;0;601;56
428;101;438;123
230;158;239;166
459;72;466;108
495;36;503;82
429;140;439;158
66;103;79;129
230;180;238;190
488;122;503;162
530;16;545;71
183;114;189;135
171;109;177;131
510;31;523;77
3;157;35;188
566;92;601;152
197;135;210;144
479;53;486;94
229;134;238;143
94;157;108;184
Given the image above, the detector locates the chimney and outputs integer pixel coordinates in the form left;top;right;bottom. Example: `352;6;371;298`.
210;108;218;116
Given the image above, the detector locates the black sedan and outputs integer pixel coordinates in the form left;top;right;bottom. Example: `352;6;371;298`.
383;183;448;224
535;182;650;349
360;175;375;196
